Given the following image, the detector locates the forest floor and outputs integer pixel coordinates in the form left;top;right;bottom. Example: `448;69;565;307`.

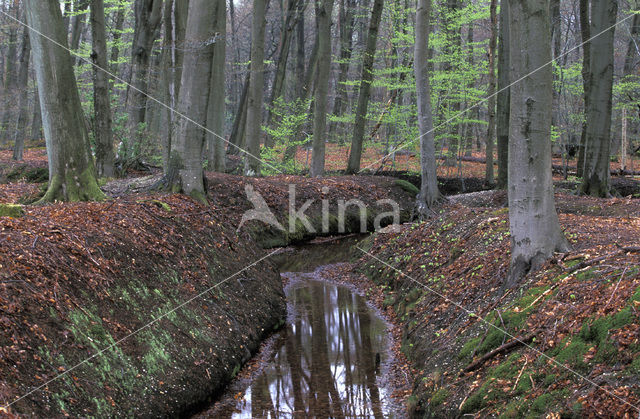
353;195;640;417
1;147;640;416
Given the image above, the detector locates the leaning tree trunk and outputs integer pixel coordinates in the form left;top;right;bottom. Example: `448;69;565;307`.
580;0;618;197
414;0;441;214
244;0;269;176
25;0;105;202
166;0;215;201
496;0;510;189
485;0;498;185
310;0;335;177
206;0;227;172
12;27;30;161
506;0;569;286
91;0;115;177
69;0;89;52
126;0;163;161
346;0;385;174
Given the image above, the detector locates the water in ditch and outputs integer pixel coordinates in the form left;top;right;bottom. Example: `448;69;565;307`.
199;236;402;418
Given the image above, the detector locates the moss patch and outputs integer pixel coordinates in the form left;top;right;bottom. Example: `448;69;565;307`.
0;204;24;218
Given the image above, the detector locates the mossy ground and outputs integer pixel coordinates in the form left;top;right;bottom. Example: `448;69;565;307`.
355;199;640;417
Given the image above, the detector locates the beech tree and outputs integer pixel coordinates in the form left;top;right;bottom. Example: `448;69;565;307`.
206;0;227;172
506;0;569;285
496;0;510;189
166;0;215;201
580;0;618;197
310;0;335;177
244;0;268;176
345;0;385;174
25;0;105;202
414;0;441;214
12;27;29;161
90;0;116;177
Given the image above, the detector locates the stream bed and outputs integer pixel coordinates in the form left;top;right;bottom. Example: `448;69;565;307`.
197;236;404;418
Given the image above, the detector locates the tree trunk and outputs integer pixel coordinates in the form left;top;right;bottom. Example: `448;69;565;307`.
507;0;569;285
244;0;269;176
30;86;43;141
1;2;19;139
485;0;497;185
329;0;356;141
310;0;335;177
576;0;590;178
579;0;617;197
415;0;441;214
25;0;104;202
109;1;125;74
166;0;215;201
346;0;385;174
12;27;30;161
229;69;250;153
496;0;510;189
549;0;561;128
126;0;163;160
69;0;90;52
206;0;227;172
90;0;115;177
265;0;300;148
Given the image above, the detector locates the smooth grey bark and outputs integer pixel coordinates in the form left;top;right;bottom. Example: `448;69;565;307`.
90;0;115;177
109;1;125;74
580;0;618;197
30;86;43;141
25;0;104;202
496;0;510;189
244;0;268;176
506;0;569;285
12;27;30;161
310;0;335;177
329;0;356;140
229;69;250;153
206;0;227;172
576;0;590;178
159;0;175;171
166;0;215;201
0;2;19;138
346;0;384;174
550;0;561;128
485;0;497;185
265;0;301;148
126;0;163;159
414;0;441;214
69;0;90;52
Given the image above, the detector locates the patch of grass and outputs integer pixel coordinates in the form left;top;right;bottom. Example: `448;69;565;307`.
430;387;449;406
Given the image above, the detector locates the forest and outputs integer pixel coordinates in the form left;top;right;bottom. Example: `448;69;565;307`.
0;0;640;417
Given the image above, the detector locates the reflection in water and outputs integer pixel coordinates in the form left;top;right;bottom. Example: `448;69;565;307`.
226;276;390;418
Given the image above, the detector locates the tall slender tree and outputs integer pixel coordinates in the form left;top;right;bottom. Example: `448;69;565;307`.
206;0;227;172
414;0;441;213
580;0;618;197
485;0;498;185
346;0;385;174
496;0;510;189
506;0;569;285
166;0;216;201
12;27;30;161
91;0;115;177
244;0;269;176
25;0;105;202
310;0;335;177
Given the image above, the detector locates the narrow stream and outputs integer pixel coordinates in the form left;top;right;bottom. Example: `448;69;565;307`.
199;236;402;418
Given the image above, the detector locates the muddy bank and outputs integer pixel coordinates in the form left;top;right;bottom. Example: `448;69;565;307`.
353;197;640;417
0;195;286;417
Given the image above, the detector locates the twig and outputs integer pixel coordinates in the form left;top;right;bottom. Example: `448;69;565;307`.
512;357;528;391
603;266;628;312
461;333;536;375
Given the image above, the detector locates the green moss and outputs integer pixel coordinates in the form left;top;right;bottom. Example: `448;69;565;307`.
0;204;24;218
394;179;420;195
458;336;482;360
530;393;553;415
430;388;449;406
37;168;106;203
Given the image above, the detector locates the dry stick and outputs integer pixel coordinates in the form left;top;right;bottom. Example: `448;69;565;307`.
566;246;640;274
512;357;528;392
461;332;536;375
603;266;628;312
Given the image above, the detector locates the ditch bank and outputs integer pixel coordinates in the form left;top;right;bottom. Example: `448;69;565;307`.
0;174;415;416
353;193;640;417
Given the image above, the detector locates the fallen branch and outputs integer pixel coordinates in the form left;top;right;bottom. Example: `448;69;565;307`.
461;333;536;375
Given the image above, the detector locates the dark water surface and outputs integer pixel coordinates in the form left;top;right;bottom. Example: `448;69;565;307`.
202;236;400;418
